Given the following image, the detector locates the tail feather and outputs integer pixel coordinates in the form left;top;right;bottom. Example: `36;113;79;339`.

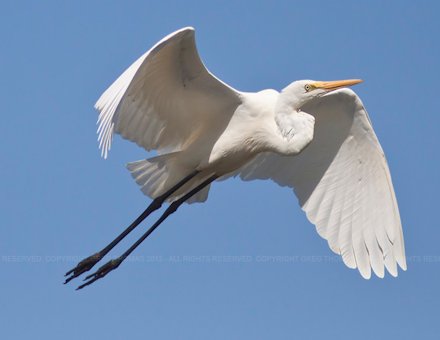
186;184;211;204
127;152;211;204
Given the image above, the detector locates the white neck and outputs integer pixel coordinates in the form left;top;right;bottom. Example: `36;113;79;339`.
270;92;315;155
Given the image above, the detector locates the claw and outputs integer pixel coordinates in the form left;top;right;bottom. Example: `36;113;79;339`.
64;252;104;284
76;257;123;290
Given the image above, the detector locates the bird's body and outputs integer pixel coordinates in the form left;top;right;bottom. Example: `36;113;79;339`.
178;89;289;174
169;91;279;174
65;27;406;289
202;90;280;171
125;86;317;204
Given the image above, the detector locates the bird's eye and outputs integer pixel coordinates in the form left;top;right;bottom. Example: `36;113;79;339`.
304;84;312;92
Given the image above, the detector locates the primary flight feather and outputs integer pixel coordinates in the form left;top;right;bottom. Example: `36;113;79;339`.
66;27;406;289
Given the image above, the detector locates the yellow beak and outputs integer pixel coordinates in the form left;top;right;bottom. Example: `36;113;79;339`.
313;79;363;90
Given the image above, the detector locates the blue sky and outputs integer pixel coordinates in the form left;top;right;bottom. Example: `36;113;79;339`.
1;1;439;339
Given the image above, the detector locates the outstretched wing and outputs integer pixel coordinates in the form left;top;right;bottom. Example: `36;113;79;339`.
95;27;242;158
238;89;406;279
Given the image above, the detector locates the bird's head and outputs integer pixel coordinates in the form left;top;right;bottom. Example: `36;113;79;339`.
281;79;363;110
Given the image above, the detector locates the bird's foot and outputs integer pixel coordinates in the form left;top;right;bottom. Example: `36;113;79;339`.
76;257;123;290
64;252;104;284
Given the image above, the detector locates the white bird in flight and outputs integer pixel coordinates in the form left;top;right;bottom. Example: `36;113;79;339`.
65;27;406;289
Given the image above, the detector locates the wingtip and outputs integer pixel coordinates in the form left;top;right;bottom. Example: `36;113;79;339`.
389;270;398;278
373;267;385;279
356;262;372;280
399;261;407;271
360;270;372;280
173;26;195;36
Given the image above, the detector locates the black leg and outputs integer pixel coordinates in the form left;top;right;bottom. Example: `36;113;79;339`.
64;170;200;284
76;174;218;290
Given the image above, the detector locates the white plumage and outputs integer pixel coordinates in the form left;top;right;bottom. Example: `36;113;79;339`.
237;90;405;278
94;27;406;279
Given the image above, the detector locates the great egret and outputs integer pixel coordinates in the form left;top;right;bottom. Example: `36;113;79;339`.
65;27;406;289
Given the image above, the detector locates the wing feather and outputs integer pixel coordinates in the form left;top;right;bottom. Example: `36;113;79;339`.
237;89;406;278
95;27;242;158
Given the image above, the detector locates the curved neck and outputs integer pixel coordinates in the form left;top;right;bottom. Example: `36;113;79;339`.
275;103;299;140
270;95;315;155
